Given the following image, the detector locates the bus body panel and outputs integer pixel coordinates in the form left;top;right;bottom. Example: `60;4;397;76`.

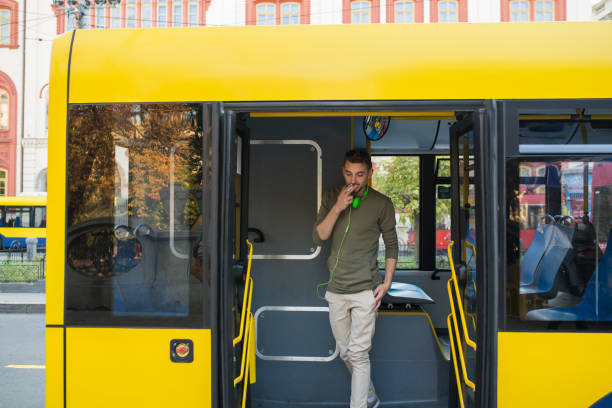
46;327;64;408
65;328;211;408
47;31;72;327
497;332;612;407
0;227;46;238
64;23;612;104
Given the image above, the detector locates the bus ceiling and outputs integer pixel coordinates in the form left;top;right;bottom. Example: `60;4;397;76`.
247;111;457;153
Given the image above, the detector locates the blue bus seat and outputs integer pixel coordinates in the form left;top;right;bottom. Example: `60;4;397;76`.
520;223;575;298
520;223;555;286
527;228;612;321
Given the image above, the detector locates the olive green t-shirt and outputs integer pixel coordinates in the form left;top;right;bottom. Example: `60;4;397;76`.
313;186;398;294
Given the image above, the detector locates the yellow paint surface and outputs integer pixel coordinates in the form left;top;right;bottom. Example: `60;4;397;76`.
47;32;71;326
0;228;46;238
46;327;64;408
498;332;612;408
66;327;211;408
0;197;46;206
64;23;612;103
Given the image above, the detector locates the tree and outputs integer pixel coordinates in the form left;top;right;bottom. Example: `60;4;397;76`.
372;156;451;229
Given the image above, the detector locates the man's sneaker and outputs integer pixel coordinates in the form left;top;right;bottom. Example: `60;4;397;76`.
367;394;380;408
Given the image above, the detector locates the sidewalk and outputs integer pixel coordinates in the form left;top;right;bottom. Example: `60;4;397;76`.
0;281;45;313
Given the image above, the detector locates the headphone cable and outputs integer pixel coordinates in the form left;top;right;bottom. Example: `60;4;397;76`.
316;206;352;300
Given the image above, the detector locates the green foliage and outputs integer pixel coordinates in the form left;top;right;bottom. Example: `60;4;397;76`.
373;156;452;230
0;263;43;282
373;156;420;226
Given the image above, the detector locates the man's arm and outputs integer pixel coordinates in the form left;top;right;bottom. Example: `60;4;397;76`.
313;186;354;244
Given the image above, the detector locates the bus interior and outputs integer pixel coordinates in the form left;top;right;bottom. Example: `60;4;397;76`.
63;101;612;408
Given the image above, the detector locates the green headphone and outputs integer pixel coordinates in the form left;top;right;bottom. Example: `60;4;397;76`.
352;186;369;208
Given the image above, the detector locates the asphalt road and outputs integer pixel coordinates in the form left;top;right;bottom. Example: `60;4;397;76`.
0;314;45;408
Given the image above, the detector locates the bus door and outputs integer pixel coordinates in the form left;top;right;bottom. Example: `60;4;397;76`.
448;106;497;408
63;102;218;408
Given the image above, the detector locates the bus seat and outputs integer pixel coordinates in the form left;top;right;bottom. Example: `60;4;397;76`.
520;223;575;299
526;228;612;321
382;282;434;305
566;216;602;296
520;223;554;286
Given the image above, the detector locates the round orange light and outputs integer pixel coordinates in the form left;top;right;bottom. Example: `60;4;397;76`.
175;343;190;358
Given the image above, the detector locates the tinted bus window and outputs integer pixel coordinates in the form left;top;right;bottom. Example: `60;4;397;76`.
507;157;612;323
66;104;206;328
372;156;419;269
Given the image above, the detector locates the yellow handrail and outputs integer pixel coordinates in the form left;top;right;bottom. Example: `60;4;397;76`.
234;312;254;387
238;313;256;408
447;242;477;350
447;314;466;408
233;240;254;347
233;239;257;394
447;279;476;391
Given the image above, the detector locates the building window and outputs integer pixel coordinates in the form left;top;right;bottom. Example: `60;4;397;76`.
510;0;529;21
0;89;8;130
281;2;299;25
173;0;183;27
142;0;153;28
534;0;553;21
108;4;120;28
188;0;199;27
395;1;414;23
0;1;17;48
81;8;91;29
158;0;167;27
351;1;371;24
0;8;9;44
256;3;275;25
0;169;7;196
95;7;106;29
503;0;564;22
438;0;457;22
125;0;137;28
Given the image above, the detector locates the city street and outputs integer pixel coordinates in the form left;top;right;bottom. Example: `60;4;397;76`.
0;314;44;408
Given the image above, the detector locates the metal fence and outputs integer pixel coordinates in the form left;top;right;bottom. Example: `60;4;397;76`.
0;244;46;282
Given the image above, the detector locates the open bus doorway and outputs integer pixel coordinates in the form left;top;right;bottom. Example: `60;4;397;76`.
227;107;490;408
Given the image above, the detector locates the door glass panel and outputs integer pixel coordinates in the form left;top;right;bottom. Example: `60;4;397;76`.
66;104;207;328
457;131;476;402
451;126;478;406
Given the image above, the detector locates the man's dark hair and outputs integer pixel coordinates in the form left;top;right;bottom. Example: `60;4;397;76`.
344;149;372;170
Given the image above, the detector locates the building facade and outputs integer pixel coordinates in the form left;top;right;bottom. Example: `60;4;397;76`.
0;0;54;196
593;0;612;20
0;0;594;195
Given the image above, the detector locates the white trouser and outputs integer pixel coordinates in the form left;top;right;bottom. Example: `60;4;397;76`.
325;289;377;408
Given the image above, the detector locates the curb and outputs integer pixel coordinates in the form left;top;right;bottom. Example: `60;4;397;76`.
0;304;45;313
0;280;45;293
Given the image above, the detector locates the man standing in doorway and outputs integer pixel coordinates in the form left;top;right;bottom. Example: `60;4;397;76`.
313;149;398;408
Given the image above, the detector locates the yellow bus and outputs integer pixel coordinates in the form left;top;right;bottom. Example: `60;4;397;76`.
0;196;46;249
47;23;612;408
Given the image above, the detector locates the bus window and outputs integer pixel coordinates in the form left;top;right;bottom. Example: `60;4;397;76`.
507;157;612;322
6;207;30;227
65;103;206;327
518;108;612;152
35;207;45;227
372;156;419;269
435;156;451;269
